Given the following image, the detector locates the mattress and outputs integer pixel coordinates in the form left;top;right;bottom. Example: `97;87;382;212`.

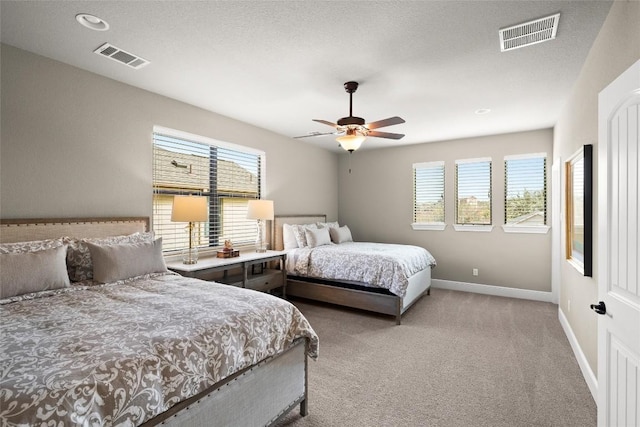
285;241;436;297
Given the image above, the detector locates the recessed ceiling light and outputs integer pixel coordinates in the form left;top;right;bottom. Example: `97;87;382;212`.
76;13;109;31
475;108;491;115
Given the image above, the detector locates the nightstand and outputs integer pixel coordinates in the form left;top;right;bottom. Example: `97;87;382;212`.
166;250;288;297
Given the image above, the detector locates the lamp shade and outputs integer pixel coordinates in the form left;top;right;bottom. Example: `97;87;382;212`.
247;199;274;220
336;129;366;152
171;195;208;222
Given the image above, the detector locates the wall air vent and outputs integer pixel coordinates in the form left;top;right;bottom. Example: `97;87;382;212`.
93;43;150;69
499;13;560;52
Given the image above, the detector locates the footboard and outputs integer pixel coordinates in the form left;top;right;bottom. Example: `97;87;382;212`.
152;339;308;427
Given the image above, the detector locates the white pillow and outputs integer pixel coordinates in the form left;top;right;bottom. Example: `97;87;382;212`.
0;245;70;299
329;225;353;244
305;227;332;248
282;224;299;250
87;238;168;283
292;223;318;248
316;221;339;229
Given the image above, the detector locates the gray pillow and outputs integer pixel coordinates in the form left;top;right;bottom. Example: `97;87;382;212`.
65;231;154;282
86;238;168;283
329;225;353;244
0;245;70;299
292;223;318;248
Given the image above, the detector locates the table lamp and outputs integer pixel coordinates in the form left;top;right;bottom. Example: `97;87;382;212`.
171;195;208;264
247;200;274;253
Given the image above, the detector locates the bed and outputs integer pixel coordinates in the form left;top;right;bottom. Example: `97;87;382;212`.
271;215;436;325
0;217;318;427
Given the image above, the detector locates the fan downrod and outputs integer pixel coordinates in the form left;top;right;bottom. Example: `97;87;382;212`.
338;81;365;126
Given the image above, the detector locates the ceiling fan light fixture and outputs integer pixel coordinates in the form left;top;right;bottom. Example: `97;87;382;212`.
337;130;366;152
306;81;405;150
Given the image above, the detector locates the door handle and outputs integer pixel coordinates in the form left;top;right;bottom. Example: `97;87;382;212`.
590;301;606;315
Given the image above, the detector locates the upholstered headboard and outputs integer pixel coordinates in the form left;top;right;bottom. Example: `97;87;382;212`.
271;214;326;251
0;217;149;243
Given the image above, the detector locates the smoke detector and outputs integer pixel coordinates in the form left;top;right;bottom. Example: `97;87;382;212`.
499;13;560;52
94;43;150;70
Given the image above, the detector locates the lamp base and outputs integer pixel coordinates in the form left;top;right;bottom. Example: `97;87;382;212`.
255;219;268;253
181;246;198;265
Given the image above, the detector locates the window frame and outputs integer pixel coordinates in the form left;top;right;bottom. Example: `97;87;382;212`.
412;161;446;231
152;126;266;256
453;157;493;232
502;152;550;234
565;145;593;276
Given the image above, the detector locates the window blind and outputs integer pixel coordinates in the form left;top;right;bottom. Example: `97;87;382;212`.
413;161;445;224
504;153;547;225
152;128;264;252
455;158;492;225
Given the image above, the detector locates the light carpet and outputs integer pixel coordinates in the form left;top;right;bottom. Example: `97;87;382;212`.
276;289;596;427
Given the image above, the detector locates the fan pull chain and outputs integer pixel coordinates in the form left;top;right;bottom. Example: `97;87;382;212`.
348;152;352;174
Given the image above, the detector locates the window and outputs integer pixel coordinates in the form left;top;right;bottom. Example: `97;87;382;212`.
412;161;445;230
455;158;492;228
152;127;264;253
504;153;548;232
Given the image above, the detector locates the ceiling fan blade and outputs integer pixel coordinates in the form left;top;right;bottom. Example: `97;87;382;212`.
367;130;405;140
366;116;405;130
293;131;337;139
312;119;339;128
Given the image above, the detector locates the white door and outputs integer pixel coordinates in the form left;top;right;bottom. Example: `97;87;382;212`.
597;59;640;427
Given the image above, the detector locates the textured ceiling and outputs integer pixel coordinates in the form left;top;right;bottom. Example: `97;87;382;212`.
0;1;613;152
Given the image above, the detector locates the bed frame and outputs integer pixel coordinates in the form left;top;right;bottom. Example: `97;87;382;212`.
0;217;309;427
272;215;432;325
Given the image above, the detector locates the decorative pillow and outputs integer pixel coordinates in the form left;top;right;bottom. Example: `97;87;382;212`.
305;227;332;248
316;221;340;229
282;224;299;250
86;238;168;284
292;224;318;248
0;245;70;299
65;231;154;282
0;238;64;254
329;225;353;244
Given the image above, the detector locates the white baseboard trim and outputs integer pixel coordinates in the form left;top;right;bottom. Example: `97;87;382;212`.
431;279;554;303
558;308;598;402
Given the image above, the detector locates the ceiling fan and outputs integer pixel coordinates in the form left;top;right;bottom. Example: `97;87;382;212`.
295;81;405;152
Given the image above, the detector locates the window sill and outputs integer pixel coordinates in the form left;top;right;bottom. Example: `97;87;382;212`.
502;225;550;234
453;224;493;232
411;223;446;231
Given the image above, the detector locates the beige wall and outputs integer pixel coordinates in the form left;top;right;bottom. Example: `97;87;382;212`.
554;0;640;376
338;129;553;292
0;44;338;221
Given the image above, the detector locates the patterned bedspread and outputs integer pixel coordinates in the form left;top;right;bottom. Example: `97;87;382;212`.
0;273;318;426
286;242;436;297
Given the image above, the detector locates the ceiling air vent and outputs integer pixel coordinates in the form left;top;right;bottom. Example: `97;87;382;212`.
93;43;150;69
499;13;560;52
